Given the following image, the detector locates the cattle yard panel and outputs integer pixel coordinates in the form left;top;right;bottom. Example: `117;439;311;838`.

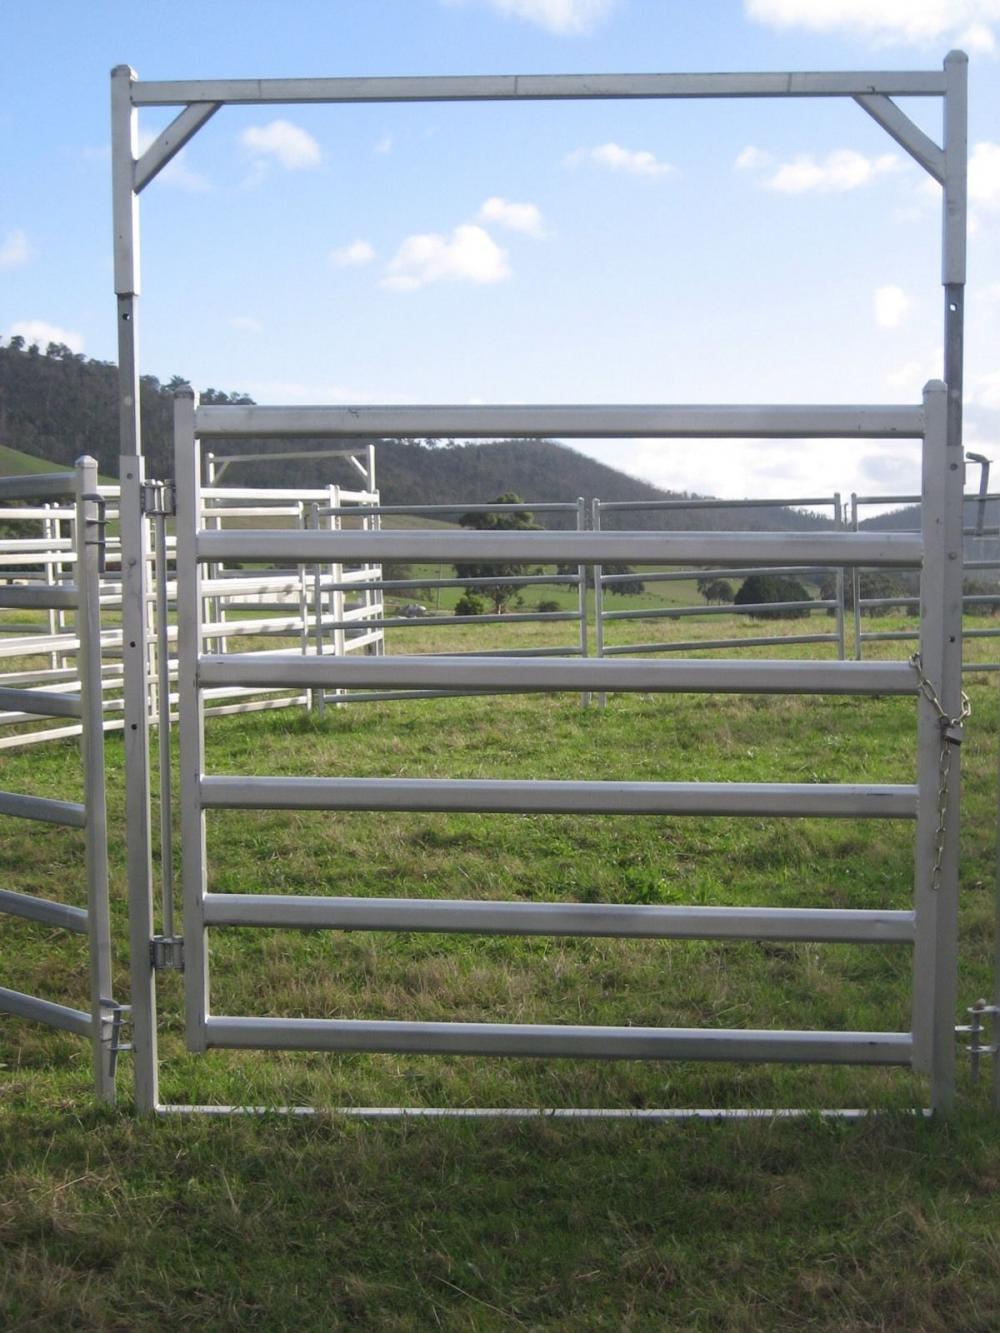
592;495;846;669
850;487;1000;669
161;385;964;1116
0;461;117;1101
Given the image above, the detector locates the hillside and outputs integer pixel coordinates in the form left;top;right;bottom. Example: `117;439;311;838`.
0;339;834;532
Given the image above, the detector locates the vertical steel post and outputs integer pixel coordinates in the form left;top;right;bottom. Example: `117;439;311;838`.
942;51;967;472
154;506;174;938
112;64;159;1111
912;382;964;1112
591;499;607;708
576;497;589;706
174;390;209;1052
833;493;846;660
76;457;115;1103
850;494;863;660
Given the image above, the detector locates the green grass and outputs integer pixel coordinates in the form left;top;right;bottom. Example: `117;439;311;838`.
2;620;1000;1328
0;444;67;478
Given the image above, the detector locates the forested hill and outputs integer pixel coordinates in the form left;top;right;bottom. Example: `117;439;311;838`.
0;339;836;532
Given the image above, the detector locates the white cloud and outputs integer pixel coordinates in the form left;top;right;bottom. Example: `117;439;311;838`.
137;130;210;192
764;149;902;193
6;320;84;353
885;347;943;391
228;316;263;334
972;368;1000;409
874;285;912;328
0;229;31;268
735;146;772;171
981;281;1000;304
241;120;321;170
969;141;1000;208
744;0;1000;51
330;240;376;268
381;224;510;291
566;142;674;179
477;196;546;236
447;0;617;34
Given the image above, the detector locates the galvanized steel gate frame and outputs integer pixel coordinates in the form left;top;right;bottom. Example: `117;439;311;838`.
110;55;971;1116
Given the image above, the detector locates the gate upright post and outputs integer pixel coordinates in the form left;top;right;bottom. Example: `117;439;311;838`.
112;65;159;1112
912;381;964;1113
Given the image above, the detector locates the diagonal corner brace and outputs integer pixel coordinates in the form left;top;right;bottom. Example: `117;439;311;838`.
134;101;221;194
854;94;946;184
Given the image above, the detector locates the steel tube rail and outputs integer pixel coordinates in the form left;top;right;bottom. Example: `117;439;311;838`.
601;634;840;655
0;688;82;718
0;473;76;501
198;529;923;568
0;789;86;827
320;501;580;517
193;403;925;440
203;893;915;943
596;496;838;511
599;565;832;584
133;71;947;107
201;776;917;819
0;987;92;1038
0;889;88;933
200;654;918;697
601;599;834;621
203;1015;914;1065
0;586;79;610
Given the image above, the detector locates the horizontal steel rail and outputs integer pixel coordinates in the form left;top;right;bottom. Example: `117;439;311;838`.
0;688;82;719
0;585;79;610
597;496;838;512
0;473;76;501
203;1015;914;1064
133;71;947;107
0;888;88;933
0;987;92;1037
599;565;833;585
601;599;835;621
201;776;918;819
0;789;87;827
193;403;926;440
601;634;840;655
203;893;914;943
200;653;918;697
199;529;923;567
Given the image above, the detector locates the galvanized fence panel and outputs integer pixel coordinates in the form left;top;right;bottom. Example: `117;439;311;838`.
163;385;962;1113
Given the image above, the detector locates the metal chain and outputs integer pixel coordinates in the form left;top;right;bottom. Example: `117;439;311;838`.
909;653;971;892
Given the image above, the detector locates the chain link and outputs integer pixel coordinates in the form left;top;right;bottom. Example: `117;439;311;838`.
909;653;971;892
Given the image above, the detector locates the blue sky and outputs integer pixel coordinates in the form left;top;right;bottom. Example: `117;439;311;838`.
2;0;999;502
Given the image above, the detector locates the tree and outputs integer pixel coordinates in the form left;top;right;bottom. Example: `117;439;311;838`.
454;592;487;616
698;578;734;605
454;492;540;613
734;573;811;619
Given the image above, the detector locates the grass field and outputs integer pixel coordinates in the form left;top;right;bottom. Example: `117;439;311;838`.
2;614;1000;1329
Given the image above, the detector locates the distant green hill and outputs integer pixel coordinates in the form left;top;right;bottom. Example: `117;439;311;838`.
0;443;65;476
0;339;835;533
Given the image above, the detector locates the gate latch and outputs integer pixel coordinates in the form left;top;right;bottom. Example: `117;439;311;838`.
956;999;999;1084
150;935;185;971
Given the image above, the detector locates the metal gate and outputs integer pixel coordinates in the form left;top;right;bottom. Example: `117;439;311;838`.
0;460;118;1101
159;383;963;1115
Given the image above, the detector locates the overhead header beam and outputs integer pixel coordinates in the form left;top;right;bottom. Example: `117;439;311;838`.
193;403;926;441
131;70;947;107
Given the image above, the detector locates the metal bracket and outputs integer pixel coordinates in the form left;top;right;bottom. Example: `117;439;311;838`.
140;480;176;517
102;999;133;1081
150;935;185;971
80;493;109;575
956;999;999;1084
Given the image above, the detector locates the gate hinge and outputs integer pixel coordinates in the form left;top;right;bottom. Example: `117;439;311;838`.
150;935;185;971
140;480;176;517
956;998;999;1084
